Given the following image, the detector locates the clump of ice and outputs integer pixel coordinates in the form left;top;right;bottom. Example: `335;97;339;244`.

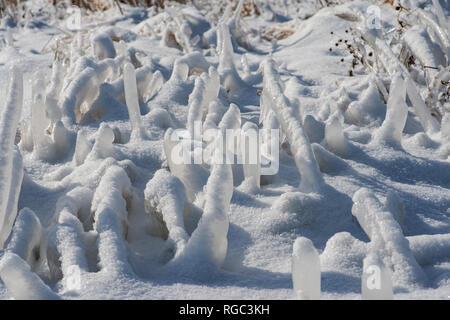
292;237;321;300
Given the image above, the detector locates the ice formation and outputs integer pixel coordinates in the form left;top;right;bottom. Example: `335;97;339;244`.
144;169;189;256
357;25;440;133
0;0;448;300
373;73;408;148
260;59;323;193
6;208;42;269
92;166;133;275
0;253;60;300
123;63;144;140
352;188;426;288
240;122;260;189
0;66;23;249
174;161;233;269
292;237;321;300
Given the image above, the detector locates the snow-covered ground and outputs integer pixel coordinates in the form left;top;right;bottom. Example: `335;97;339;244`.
0;0;449;300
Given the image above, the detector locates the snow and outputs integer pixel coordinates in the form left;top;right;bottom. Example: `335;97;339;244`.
0;0;449;300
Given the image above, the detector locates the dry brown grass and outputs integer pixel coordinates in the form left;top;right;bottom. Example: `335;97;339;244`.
262;26;295;41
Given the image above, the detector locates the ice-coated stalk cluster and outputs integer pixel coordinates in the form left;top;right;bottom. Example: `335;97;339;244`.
292;237;321;300
144;169;189;256
92;166;133;275
260;59;323;193
357;25;440;134
47;187;93;284
175;161;233;268
0;66;24;249
124;63;144;141
187;67;220;137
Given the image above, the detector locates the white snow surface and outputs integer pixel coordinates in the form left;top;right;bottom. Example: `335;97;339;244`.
0;0;449;300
